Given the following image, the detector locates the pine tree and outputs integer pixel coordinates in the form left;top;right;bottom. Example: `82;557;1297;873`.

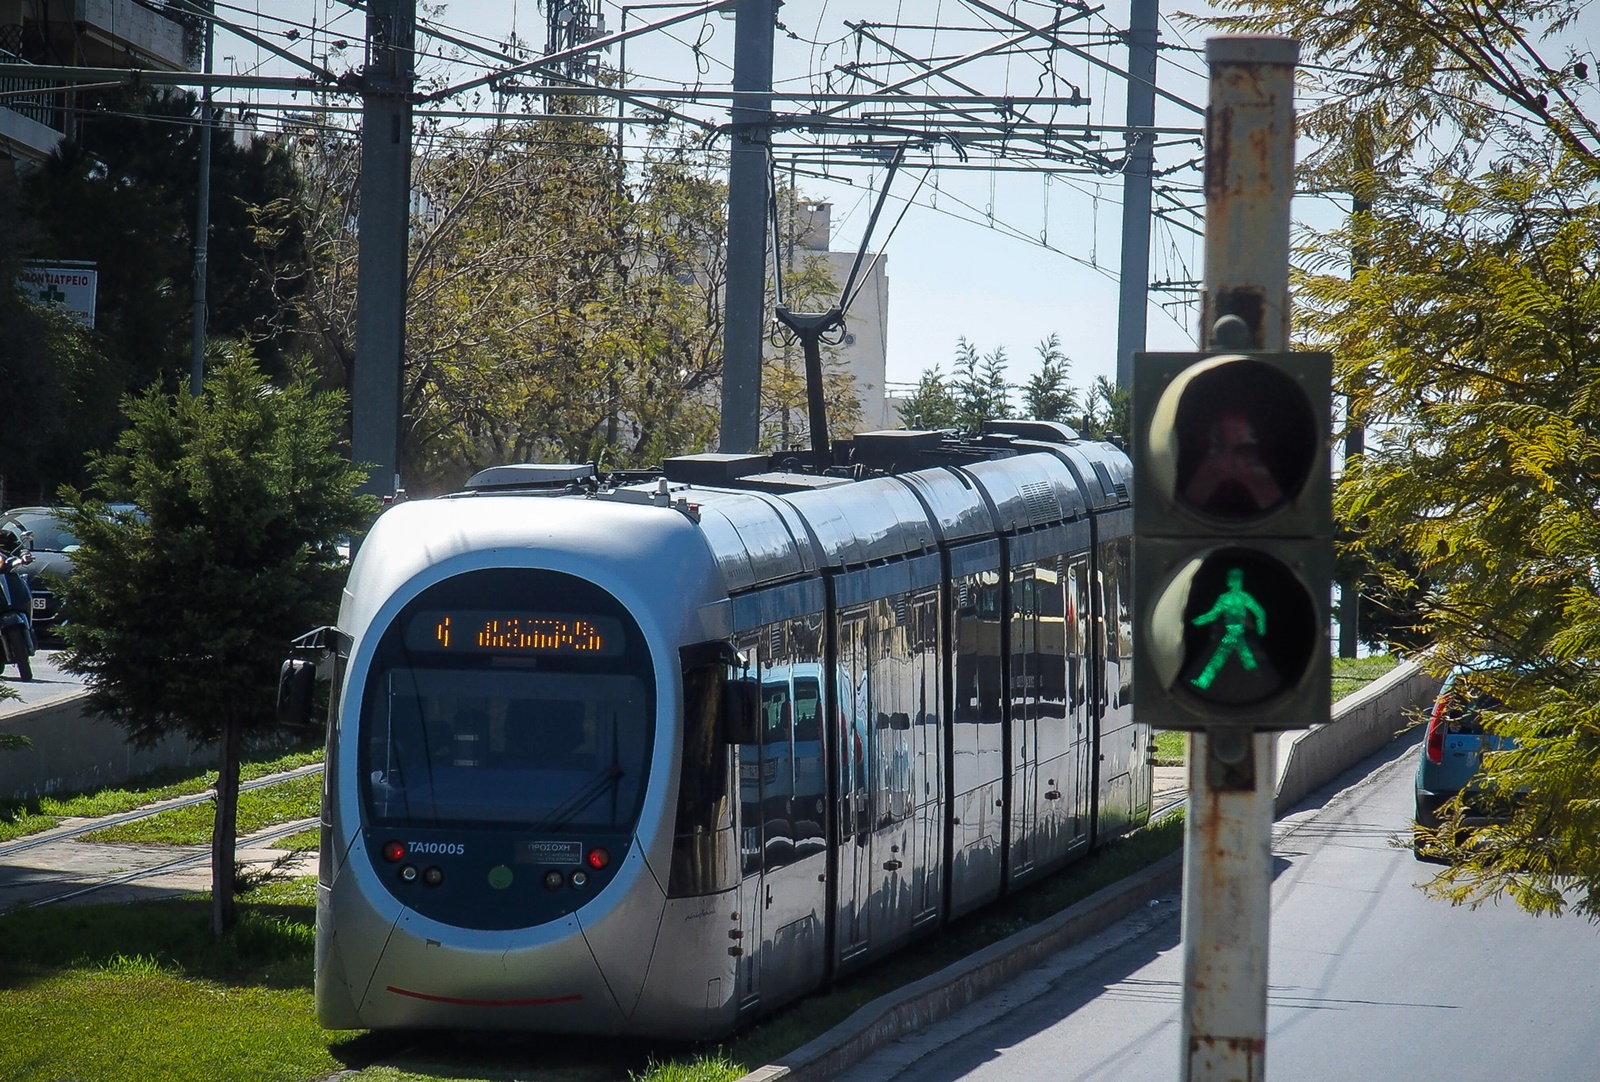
58;344;377;937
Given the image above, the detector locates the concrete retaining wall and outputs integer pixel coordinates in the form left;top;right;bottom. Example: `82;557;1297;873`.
1274;659;1440;813
0;690;215;802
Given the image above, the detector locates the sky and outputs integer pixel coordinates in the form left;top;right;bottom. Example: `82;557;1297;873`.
212;2;1233;397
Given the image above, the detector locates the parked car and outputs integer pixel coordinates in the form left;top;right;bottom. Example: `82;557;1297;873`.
1413;661;1515;858
0;504;138;643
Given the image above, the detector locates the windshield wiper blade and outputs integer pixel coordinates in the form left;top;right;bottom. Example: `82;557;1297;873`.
532;765;624;832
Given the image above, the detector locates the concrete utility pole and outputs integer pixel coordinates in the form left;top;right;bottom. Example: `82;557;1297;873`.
1181;35;1300;1082
1116;0;1158;390
352;0;415;497
718;0;776;454
189;0;215;396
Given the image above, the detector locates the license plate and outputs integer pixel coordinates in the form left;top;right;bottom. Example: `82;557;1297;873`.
31;597;45;613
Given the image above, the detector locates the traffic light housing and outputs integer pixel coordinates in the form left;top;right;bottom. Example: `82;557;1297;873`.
1132;350;1332;731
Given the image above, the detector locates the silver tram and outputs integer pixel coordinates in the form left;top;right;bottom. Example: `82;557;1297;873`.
300;423;1150;1037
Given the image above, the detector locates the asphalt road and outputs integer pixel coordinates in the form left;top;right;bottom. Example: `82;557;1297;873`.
837;736;1600;1082
0;648;83;716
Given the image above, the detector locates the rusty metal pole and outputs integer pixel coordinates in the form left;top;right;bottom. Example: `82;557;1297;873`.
1181;35;1300;1082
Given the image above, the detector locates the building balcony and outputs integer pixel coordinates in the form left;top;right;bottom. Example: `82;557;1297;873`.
0;0;190;74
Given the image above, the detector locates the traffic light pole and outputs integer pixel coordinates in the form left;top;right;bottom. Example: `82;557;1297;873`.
1180;36;1300;1082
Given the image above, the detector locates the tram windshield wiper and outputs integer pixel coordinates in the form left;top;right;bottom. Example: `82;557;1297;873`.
532;764;624;832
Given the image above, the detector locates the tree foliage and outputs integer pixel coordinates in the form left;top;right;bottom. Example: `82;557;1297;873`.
895;333;1127;444
1204;0;1600;914
896;367;960;430
291;117;853;491
58;345;376;935
1022;334;1080;423
8;87;305;496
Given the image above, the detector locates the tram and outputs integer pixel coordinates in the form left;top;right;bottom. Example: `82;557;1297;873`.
293;421;1150;1037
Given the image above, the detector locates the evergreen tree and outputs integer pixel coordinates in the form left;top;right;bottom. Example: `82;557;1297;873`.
896;366;959;429
951;337;1012;429
1022;334;1078;423
58;344;376;937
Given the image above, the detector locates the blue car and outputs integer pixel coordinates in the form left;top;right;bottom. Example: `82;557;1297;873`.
1413;663;1514;857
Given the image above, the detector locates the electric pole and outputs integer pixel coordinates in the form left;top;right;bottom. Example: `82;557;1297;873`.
1116;0;1158;390
718;0;776;454
352;0;415;497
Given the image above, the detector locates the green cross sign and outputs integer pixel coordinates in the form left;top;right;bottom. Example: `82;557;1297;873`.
38;283;65;305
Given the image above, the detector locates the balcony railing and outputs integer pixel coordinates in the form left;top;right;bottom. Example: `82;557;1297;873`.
0;46;64;133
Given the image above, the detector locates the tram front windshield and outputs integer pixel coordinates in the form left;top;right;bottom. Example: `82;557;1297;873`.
359;569;655;831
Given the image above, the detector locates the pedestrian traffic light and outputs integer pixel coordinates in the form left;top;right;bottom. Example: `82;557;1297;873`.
1132;349;1332;731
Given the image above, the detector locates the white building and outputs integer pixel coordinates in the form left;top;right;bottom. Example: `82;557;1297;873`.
787;201;895;432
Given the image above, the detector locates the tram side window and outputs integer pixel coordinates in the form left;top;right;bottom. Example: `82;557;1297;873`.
788;613;827;853
760;638;798;871
1099;540;1133;711
669;647;737;897
871;595;916;826
1067;558;1090;720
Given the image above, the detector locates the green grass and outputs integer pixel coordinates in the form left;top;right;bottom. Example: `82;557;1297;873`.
0;813;1183;1082
1332;654;1401;702
0;745;323;843
84;771;322;845
1152;729;1186;766
0;888;345;1082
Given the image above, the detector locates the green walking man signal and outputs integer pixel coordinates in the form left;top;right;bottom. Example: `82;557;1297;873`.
1131;348;1333;731
1189;567;1266;691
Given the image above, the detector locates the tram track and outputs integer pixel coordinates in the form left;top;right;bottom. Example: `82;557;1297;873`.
0;761;323;860
0;763;323;911
20;816;319;909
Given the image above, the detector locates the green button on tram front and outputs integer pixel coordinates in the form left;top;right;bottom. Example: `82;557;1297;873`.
488;865;514;890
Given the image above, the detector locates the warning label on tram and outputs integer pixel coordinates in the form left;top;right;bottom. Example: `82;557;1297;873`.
518;840;582;864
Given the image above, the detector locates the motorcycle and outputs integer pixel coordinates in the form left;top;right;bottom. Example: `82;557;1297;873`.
0;531;37;682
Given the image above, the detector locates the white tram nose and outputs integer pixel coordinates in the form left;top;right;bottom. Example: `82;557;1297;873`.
356;914;627;1032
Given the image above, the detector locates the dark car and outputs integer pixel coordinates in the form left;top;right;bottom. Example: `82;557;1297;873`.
1413;661;1515;857
0;504;137;643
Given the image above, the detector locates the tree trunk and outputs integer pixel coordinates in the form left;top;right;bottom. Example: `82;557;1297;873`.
209;714;243;939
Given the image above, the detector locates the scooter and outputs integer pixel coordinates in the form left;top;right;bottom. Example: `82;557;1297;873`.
0;543;36;681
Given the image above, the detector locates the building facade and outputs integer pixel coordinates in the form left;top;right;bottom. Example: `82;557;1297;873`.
0;0;191;173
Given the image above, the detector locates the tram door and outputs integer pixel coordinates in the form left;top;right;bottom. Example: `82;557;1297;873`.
735;617;828;1010
733;642;764;1011
754;620;826;1007
1066;557;1095;846
1008;563;1040;880
834;611;872;965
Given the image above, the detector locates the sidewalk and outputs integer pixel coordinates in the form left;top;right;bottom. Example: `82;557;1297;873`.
0;649;87;717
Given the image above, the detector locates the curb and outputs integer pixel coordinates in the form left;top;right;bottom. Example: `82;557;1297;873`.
744;850;1184;1082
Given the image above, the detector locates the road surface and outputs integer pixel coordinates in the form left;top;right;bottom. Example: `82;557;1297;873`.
839;736;1600;1082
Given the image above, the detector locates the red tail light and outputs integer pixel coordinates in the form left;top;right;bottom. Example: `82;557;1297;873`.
1425;695;1449;765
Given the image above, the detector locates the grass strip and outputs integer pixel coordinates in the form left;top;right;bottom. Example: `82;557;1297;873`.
0;881;347;1082
83;771;322;845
